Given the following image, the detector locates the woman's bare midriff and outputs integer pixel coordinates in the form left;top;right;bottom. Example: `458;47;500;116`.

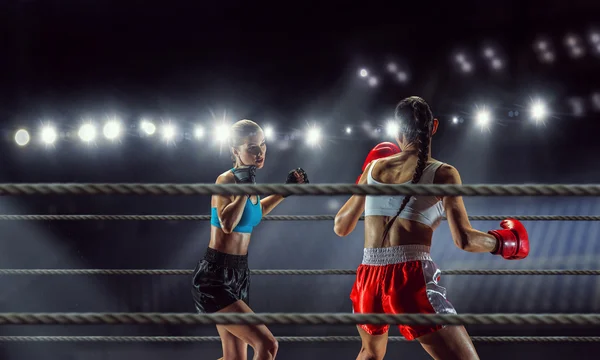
208;194;258;255
364;216;434;248
208;227;251;255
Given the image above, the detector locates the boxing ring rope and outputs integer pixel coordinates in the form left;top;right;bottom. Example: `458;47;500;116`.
1;269;600;276
1;183;599;346
0;313;598;326
0;182;598;196
0;336;598;343
0;215;598;221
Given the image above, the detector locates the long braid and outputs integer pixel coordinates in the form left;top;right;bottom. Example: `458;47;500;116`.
380;100;433;245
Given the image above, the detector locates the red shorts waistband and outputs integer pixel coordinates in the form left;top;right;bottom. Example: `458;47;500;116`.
362;245;432;265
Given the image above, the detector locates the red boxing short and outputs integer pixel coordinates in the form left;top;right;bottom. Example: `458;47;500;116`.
350;245;456;340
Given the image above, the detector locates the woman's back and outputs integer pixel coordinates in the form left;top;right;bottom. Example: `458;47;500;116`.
363;151;447;249
336;97;529;360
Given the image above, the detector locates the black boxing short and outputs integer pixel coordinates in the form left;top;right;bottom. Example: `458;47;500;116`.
191;247;250;314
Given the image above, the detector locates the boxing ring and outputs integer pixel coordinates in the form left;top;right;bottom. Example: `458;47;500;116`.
1;182;600;347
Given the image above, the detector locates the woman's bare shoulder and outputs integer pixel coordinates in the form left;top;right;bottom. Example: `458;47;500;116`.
216;170;235;184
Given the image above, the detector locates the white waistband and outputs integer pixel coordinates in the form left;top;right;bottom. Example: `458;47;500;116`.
361;245;432;265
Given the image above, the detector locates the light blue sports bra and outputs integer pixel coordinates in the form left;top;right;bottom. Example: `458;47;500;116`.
210;169;263;233
364;159;445;230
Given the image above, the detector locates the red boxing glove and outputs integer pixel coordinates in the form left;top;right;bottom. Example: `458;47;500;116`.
488;218;530;260
356;142;401;183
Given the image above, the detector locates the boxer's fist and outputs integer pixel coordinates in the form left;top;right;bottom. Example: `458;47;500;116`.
489;218;530;260
283;168;308;198
357;142;400;183
362;142;400;172
286;168;309;184
232;165;257;184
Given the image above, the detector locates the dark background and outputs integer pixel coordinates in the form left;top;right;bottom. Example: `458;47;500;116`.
1;0;600;359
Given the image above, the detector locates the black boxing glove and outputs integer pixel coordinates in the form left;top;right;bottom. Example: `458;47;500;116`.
232;165;257;184
286;167;309;184
283;168;309;197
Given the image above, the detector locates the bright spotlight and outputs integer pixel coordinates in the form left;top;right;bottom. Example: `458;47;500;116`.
103;120;121;140
483;47;495;58
568;97;585;117
140;120;156;135
536;40;548;51
541;51;555;63
570;46;584;58
345;126;352;134
491;58;503;69
15;129;30;146
162;124;176;141
452;117;459;124
476;109;491;127
531;100;547;122
359;69;368;77
592;93;600;111
263;126;274;139
385;121;399;137
78;123;96;143
40;126;57;145
214;123;230;143
194;126;204;139
565;35;578;47
306;126;321;147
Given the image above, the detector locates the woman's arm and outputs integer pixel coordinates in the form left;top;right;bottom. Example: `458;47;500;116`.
333;164;369;237
214;173;248;234
260;195;284;216
436;164;498;252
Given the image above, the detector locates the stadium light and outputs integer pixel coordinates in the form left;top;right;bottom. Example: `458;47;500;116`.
140;120;156;135
306;126;321;147
213;123;230;143
263;126;274;139
40;126;57;145
397;71;409;83
194;126;204;139
103;120;121;140
385;120;399;138
475;108;491;129
531;100;548;123
15;129;30;146
162;124;176;142
78;123;96;143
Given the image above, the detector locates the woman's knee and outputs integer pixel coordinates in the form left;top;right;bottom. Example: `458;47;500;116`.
249;334;278;360
255;336;278;357
418;326;479;360
358;347;385;360
357;347;385;360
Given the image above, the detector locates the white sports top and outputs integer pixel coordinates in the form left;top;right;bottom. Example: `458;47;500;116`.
364;159;445;230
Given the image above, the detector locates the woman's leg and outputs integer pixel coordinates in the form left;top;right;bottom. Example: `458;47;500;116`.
417;326;479;360
216;300;279;360
355;326;388;360
217;324;248;360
